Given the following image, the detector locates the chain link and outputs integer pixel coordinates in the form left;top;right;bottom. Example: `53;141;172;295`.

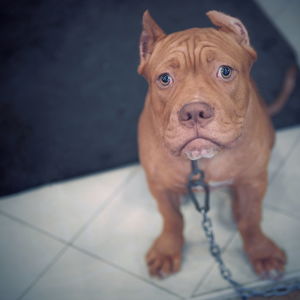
188;160;300;300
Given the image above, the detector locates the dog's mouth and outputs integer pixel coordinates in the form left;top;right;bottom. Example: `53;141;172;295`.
180;136;222;160
179;134;241;160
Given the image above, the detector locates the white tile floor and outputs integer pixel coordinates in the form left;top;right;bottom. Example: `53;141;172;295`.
1;127;300;300
1;2;300;300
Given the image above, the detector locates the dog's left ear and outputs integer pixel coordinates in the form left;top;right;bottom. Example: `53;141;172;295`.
206;10;257;60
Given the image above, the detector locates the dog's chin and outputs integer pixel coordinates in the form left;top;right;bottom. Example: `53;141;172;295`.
181;138;221;160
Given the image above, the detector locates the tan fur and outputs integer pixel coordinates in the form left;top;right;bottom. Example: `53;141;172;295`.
138;10;287;278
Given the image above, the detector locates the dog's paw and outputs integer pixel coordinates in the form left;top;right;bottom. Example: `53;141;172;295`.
146;232;183;278
245;236;286;279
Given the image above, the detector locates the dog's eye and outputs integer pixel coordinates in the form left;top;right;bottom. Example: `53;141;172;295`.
218;65;233;80
158;73;173;87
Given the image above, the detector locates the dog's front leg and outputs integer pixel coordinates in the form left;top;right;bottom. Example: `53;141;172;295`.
146;185;184;278
232;173;286;278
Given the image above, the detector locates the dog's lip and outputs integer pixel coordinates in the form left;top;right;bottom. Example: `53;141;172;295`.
180;135;224;153
178;133;242;155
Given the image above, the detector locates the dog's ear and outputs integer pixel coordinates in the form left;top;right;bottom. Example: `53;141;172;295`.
206;10;256;60
138;10;166;74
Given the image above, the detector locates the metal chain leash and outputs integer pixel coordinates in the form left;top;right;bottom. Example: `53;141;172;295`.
188;160;300;300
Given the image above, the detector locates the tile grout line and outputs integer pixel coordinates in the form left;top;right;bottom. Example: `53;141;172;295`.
4;166;140;300
266;130;300;221
64;165;184;300
70;244;185;300
191;270;300;300
0;166;139;248
264;202;300;222
0;210;69;245
68;166;140;245
0;211;71;300
16;245;69;300
190;258;218;297
190;231;238;298
269;131;300;184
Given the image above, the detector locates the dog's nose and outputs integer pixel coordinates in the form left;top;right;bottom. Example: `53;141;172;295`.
178;102;214;127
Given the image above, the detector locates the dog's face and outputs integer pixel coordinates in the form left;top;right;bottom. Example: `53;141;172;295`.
138;11;257;160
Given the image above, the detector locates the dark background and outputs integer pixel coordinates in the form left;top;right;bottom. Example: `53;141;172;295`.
0;0;299;196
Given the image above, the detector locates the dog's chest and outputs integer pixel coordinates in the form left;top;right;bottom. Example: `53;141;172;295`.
191;179;233;193
163;160;234;193
209;179;234;188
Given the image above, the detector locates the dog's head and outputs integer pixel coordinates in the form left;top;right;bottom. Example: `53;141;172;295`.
138;11;257;160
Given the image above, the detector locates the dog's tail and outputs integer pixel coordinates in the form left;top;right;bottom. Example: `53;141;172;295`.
267;65;297;116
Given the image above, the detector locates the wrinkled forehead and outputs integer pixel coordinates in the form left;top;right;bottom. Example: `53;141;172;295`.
149;28;249;72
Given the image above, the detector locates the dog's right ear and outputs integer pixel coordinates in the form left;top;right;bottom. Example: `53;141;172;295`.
138;10;166;74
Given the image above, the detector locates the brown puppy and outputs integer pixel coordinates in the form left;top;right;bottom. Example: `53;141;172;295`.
137;10;291;279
